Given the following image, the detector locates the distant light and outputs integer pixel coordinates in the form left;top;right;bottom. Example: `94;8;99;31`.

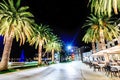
67;45;72;50
71;49;73;52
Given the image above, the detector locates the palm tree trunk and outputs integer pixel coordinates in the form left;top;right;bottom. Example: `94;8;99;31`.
38;43;42;65
51;49;54;62
98;41;102;51
113;0;118;14
0;37;13;71
96;41;101;51
91;42;96;53
117;36;120;45
100;29;106;50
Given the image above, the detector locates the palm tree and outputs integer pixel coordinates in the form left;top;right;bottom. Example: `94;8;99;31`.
82;14;120;52
45;35;62;63
0;0;34;71
29;24;52;65
88;0;120;17
82;28;99;53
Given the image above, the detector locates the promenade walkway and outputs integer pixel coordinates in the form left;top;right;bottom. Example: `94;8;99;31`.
0;61;119;80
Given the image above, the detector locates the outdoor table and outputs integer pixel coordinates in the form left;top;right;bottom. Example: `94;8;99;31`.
98;63;106;71
92;62;99;71
111;66;120;71
110;66;120;77
109;62;118;66
92;62;98;65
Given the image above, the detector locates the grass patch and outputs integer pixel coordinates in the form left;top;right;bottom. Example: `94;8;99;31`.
12;63;39;70
0;62;54;74
0;69;16;74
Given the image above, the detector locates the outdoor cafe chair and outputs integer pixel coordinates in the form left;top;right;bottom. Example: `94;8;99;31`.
104;65;119;77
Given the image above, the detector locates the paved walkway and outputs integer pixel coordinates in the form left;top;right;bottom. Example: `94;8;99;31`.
0;61;119;80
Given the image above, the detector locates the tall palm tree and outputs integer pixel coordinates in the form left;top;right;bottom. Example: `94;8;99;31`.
29;24;52;65
0;0;34;71
82;14;120;52
82;28;99;53
88;0;120;17
45;35;62;63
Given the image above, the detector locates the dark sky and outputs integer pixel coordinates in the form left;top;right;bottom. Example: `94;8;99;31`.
0;0;91;58
1;0;90;52
22;0;90;47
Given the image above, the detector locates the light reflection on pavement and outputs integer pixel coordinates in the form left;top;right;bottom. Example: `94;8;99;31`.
0;61;117;80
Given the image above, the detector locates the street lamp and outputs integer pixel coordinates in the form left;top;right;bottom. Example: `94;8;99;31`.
67;45;72;50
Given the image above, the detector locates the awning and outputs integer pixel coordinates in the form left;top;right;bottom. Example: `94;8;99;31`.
92;50;107;56
106;45;120;54
91;45;120;56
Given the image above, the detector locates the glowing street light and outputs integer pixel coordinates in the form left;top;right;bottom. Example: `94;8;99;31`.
67;45;72;56
67;45;72;50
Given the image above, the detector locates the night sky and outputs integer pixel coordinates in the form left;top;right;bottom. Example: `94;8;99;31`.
0;0;91;58
22;0;90;47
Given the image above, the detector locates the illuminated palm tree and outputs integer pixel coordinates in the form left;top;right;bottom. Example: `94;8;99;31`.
82;14;119;52
88;0;120;17
45;35;62;63
29;24;52;65
0;0;34;71
82;28;99;53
